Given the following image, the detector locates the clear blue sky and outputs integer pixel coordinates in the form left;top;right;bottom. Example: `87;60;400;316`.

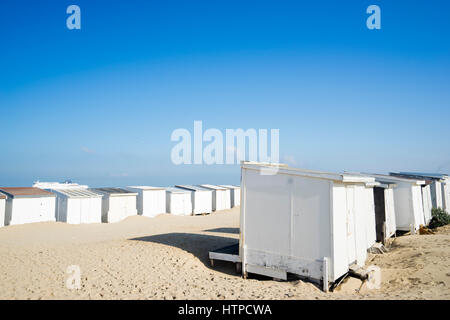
1;0;449;187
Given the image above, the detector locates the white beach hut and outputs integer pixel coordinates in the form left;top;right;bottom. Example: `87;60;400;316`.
125;186;166;217
0;187;56;225
372;181;397;243
200;184;231;211
90;188;138;223
219;185;241;207
0;193;6;227
391;172;445;224
398;173;442;210
397;172;449;212
236;162;378;289
176;185;213;215
165;187;192;216
369;174;425;231
50;188;102;224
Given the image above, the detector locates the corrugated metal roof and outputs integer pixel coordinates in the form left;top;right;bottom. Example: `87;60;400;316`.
127;186;165;191
365;173;425;185
219;185;240;189
243;162;376;185
0;187;55;198
199;184;228;191
91;187;137;195
176;185;211;192
53;188;102;198
165;187;191;194
397;172;448;180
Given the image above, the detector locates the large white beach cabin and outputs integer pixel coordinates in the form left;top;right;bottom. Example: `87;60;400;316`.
220;185;241;207
369;174;425;231
0;193;6;227
125;186;166;217
200;185;231;211
175;185;212;215
165;187;192;216
91;188;138;223
50;188;102;224
372;181;397;243
239;162;378;288
0;187;56;225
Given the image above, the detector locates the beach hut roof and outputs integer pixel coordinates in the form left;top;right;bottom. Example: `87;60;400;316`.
199;184;228;190
127;186;165;190
52;188;102;198
165;187;191;194
396;172;448;180
219;185;240;189
91;187;137;195
365;173;425;185
242;162;376;185
0;187;56;198
175;185;210;192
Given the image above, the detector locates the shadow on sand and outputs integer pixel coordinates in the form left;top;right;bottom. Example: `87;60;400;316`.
203;227;240;234
130;232;239;276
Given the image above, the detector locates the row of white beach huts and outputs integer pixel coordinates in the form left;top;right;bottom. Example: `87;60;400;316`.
0;183;240;227
209;162;450;291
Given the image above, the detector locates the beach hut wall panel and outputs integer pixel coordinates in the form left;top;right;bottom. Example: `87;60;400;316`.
0;188;56;225
91;188;138;223
51;188;102;224
0;194;5;227
175;185;212;215
442;178;450;213
200;185;231;211
125;186;166;217
240;162;378;285
372;175;425;231
422;185;433;225
165;187;192;216
431;181;443;209
220;185;241;207
373;183;397;243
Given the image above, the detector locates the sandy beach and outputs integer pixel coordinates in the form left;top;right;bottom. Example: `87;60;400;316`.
0;206;449;300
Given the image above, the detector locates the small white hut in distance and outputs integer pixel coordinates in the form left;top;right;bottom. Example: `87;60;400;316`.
0;193;6;227
219;185;241;207
125;186;166;218
0;187;56;225
51;188;102;224
90;188;138;223
199;184;231;211
165;187;192;216
34;181;102;224
175;185;212;215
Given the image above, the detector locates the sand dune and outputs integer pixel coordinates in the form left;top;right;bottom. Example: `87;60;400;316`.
0;207;448;299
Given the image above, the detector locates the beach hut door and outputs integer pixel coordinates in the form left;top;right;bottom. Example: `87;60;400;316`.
346;187;357;264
